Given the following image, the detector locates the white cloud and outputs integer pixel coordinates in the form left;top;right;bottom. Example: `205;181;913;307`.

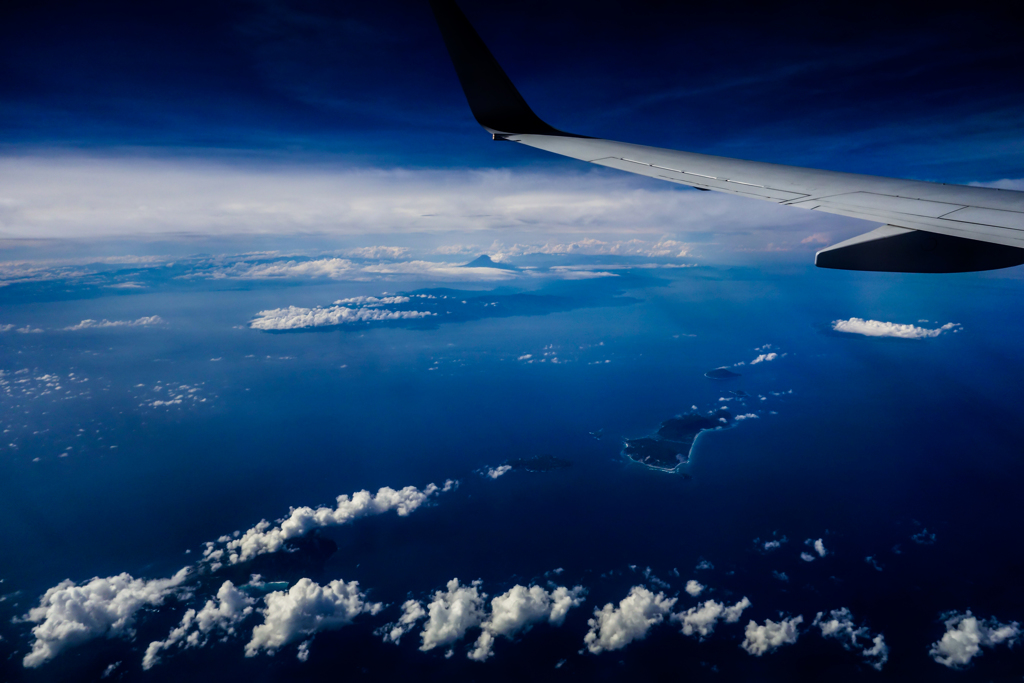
334;295;410;306
684;580;704;597
214;481;454;565
813;608;889;671
339;246;410;259
22;568;190;668
250;304;435;331
928;611;1020;669
749;353;778;364
741;615;804;656
672;597;751;640
484;465;511;480
0;156;842;250
831;318;961;339
489;238;694;259
244;578;382;659
143;580;255;670
64;315;165;331
805;538;827;557
418;579;487;652
379;600;427;645
800;552;816;562
468;585;586;661
583;586;677;654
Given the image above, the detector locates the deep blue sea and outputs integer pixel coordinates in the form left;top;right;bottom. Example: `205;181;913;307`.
2;256;1023;681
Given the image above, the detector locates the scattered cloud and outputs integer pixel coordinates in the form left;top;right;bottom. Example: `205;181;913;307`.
800;552;816;562
831;318;961;339
912;529;937;545
143;580;255;670
584;586;677;654
814;608;889;671
244;578;382;659
21;568;190;668
741;615;804;656
750;353;778;364
929;611;1020;669
684;580;705;597
418;579;487;653
379;600;427;645
672;597;751;640
64;315;165;331
469;585;586;661
205;481;455;566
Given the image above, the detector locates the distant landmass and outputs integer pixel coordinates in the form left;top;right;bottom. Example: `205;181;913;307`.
623;409;733;472
505;454;572;473
461;255;518;270
705;367;741;379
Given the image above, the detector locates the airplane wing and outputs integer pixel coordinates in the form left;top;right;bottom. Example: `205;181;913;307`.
429;0;1024;273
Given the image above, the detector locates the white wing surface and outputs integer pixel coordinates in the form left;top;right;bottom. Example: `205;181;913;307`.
430;0;1024;273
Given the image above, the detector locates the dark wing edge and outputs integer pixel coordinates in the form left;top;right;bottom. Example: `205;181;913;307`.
429;0;583;138
429;0;1024;273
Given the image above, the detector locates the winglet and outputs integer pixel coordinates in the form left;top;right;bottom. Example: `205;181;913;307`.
429;0;579;137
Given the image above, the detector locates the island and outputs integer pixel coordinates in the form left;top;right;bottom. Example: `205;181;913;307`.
705;367;741;380
623;408;733;472
504;454;572;472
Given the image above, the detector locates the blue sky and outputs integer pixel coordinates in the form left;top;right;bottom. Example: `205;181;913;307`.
2;0;1021;177
0;0;1021;254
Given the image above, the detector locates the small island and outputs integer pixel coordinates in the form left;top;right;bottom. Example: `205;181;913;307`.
623;408;733;472
705;367;741;380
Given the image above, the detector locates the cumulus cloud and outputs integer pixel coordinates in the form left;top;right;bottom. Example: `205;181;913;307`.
750;353;778;364
584;586;677;654
684;580;704;597
814;608;889;671
22;568;190;668
250;305;434;331
209;481;454;566
831;318;961;339
741;615;804;656
800;552;816;562
418;579;487;652
929;611;1020;669
244;578;382;659
672;597;751;639
379;600;427;645
143;580;255;670
64;315;165;331
468;585;586;661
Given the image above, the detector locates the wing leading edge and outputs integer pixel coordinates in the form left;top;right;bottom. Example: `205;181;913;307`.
429;0;1024;273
